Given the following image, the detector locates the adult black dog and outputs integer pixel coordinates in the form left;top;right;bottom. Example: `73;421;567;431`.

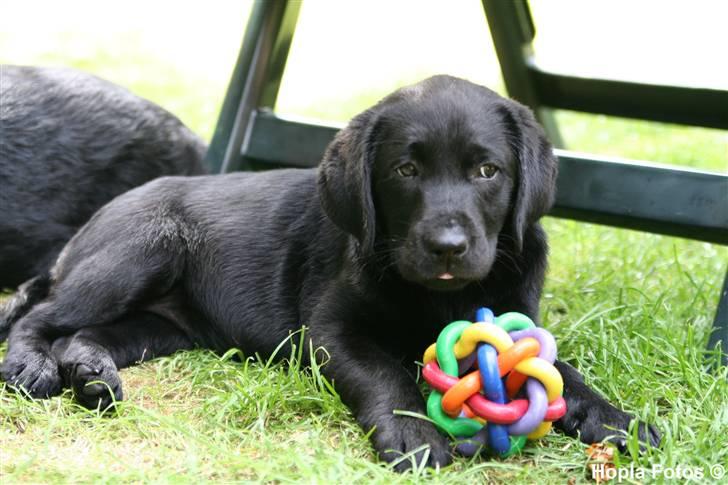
0;65;207;290
0;76;659;471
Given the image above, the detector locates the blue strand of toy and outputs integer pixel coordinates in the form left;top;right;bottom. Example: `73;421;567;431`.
477;343;511;454
474;307;510;454
475;307;494;324
452;307;496;456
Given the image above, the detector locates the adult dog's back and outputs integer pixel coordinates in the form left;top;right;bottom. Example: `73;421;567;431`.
0;65;208;289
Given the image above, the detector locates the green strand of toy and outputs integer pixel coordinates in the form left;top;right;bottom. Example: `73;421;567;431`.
427;320;482;436
427;392;482;436
495;312;536;332
435;320;472;375
502;435;528;457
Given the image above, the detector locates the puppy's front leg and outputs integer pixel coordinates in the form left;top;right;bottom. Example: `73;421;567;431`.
310;324;451;471
554;360;661;450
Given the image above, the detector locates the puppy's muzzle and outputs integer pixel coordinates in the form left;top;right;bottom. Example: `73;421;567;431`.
422;226;468;263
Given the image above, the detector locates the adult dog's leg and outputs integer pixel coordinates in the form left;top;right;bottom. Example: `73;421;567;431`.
51;312;193;409
1;248;182;398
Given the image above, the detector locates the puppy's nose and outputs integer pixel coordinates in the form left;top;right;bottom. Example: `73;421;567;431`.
424;227;468;259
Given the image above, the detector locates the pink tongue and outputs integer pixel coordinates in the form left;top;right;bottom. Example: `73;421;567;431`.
438;273;454;280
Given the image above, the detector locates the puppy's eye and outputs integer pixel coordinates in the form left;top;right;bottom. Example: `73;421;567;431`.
396;163;418;177
477;163;499;179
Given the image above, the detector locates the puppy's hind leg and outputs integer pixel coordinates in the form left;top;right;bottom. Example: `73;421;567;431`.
0;274;51;342
1;245;183;398
52;311;193;409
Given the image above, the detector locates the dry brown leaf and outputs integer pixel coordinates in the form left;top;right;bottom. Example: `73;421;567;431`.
586;443;615;483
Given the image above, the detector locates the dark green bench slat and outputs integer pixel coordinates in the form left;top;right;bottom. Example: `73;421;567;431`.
531;68;728;130
242;111;728;244
243;110;340;168
553;151;728;244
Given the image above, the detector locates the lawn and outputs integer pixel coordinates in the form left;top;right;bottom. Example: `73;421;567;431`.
1;1;727;483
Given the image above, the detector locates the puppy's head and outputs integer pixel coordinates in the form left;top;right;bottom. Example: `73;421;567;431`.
318;75;557;290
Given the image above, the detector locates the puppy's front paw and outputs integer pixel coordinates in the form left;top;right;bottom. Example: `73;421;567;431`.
372;417;452;472
1;349;63;398
558;397;660;452
62;360;123;410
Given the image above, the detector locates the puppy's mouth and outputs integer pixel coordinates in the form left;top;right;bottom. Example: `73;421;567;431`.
397;263;480;291
393;244;494;291
421;272;471;291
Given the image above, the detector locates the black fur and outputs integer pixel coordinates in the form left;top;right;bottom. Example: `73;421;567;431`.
0;76;659;470
0;276;50;341
0;65;207;290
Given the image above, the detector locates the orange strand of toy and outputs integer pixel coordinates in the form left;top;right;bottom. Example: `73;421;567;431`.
441;369;481;416
497;337;540;376
505;371;528;398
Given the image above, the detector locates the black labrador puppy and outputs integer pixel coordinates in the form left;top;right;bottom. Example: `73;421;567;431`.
0;65;207;290
0;75;659;470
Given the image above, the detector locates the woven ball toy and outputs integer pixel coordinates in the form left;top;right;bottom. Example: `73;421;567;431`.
422;307;567;457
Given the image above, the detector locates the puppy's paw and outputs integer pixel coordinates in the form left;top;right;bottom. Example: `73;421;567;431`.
373;417;452;472
1;349;63;398
63;361;123;410
558;397;661;452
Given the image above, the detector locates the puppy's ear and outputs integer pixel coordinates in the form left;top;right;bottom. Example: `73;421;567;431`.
318;110;380;253
499;102;558;251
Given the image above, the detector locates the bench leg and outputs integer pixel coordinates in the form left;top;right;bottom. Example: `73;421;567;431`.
707;269;728;368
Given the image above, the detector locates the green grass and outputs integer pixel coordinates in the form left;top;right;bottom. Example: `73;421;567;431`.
4;228;726;483
1;1;727;483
